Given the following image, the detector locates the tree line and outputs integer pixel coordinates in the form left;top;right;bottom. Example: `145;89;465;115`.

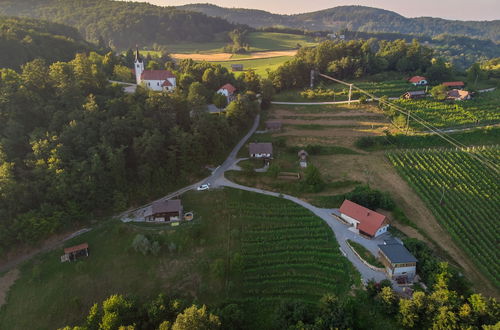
0;0;238;49
0;51;267;254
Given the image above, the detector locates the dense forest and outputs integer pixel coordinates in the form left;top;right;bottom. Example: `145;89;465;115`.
0;0;236;49
269;39;452;90
178;4;500;42
0;52;262;253
0;16;98;69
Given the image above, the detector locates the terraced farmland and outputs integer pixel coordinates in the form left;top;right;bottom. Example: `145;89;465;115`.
225;195;358;302
387;147;500;288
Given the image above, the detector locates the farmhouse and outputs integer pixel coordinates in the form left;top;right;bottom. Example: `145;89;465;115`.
447;89;472;101
378;240;417;283
265;120;282;131
231;64;244;71
133;49;176;92
145;199;183;222
249;142;273;159
339;200;389;238
217;83;237;102
60;243;89;262
402;90;426;99
442;81;465;89
408;76;428;86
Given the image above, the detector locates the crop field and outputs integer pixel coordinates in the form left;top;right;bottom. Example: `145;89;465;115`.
387;147;500;289
246;32;317;51
226;194;357;302
394;90;500;129
209;56;292;77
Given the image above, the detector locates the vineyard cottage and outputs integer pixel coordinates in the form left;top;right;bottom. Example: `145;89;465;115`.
378;240;417;283
249;142;273;159
145;199;183;222
339;200;389;238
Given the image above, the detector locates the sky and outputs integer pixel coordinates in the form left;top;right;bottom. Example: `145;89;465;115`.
131;0;500;21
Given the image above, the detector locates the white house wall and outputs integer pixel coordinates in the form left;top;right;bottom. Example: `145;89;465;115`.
392;266;416;279
374;224;389;237
340;214;359;227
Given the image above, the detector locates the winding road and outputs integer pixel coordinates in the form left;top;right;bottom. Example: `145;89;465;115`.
121;113;391;285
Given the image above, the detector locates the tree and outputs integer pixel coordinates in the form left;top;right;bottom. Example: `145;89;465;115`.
172;305;221;330
100;295;134;330
212;93;227;110
378;286;398;315
466;63;487;87
260;79;275;109
303;164;324;192
132;234;151;255
113;65;133;82
242;70;260;93
430;84;448;101
187;82;209;107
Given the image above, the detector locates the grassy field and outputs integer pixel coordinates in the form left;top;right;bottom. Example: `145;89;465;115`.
387;147;500;289
246;32;317;51
0;188;358;329
209;56;292;77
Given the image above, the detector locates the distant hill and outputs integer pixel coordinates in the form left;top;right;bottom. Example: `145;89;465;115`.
178;4;500;42
0;16;96;69
0;0;236;49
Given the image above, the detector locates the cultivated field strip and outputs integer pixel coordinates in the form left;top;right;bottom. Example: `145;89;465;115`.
387;147;500;288
226;200;356;302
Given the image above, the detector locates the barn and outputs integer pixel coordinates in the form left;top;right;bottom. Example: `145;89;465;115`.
339;200;389;238
249;142;273;159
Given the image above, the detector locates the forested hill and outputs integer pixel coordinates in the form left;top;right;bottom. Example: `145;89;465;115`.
178;4;500;42
0;0;236;49
0;16;97;69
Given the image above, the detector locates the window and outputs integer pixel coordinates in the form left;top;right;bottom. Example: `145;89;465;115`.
157;82;160;86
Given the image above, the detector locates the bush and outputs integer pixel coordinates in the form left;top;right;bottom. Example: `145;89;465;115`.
345;185;395;210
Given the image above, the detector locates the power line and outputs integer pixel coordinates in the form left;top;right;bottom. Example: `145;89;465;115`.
317;73;499;173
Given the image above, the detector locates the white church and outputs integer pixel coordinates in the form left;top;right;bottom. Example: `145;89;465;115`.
134;49;176;92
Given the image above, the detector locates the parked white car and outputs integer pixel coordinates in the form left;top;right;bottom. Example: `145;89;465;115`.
197;183;210;191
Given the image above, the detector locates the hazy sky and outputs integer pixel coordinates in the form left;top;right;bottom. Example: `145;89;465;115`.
131;0;500;21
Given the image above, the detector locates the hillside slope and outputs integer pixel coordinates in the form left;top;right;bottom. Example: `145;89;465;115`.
178;4;500;42
0;16;96;69
0;0;236;49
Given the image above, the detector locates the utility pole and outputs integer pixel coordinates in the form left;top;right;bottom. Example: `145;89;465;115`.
406;110;411;135
310;69;315;89
348;84;352;105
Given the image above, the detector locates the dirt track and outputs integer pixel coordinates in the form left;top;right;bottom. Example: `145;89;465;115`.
171;50;297;61
0;269;19;308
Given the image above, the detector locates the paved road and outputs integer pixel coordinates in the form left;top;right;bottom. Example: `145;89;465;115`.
271;97;398;106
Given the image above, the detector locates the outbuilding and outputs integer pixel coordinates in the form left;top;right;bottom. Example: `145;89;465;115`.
231;64;244;71
442;81;465;89
145;199;183;222
217;83;237;102
408;76;428;86
339;200;389;238
61;243;89;262
447;89;472;101
249;142;273;159
378;240;417;283
265;120;282;131
402;90;426;99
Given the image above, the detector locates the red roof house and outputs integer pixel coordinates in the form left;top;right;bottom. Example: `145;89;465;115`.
408;76;427;85
217;83;237;102
442;81;465;88
339;200;389;238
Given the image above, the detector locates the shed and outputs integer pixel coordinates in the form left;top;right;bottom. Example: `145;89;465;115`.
265;120;282;131
339;200;389;238
442;81;465;89
249;142;273;158
145;199;183;222
447;89;472;101
378;243;417;282
61;243;89;262
402;90;426;99
231;64;244;71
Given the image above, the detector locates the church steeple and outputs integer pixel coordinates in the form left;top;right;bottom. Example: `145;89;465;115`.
134;46;144;85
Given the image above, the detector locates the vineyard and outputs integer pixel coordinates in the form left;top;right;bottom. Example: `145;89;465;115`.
224;192;358;302
387;146;500;288
394;89;500;130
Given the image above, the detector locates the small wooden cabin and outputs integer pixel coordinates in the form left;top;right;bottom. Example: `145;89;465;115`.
61;243;89;262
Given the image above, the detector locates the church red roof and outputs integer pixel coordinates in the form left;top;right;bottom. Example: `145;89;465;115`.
162;80;172;87
408;76;426;83
340;200;386;237
141;70;175;80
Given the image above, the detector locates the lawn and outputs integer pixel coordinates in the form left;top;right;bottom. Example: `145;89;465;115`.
166;41;227;54
387;147;500;289
0;188;358;329
209;56;292;77
246;32;317;51
347;240;384;268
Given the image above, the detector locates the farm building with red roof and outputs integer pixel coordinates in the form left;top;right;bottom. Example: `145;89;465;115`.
408;76;428;86
217;83;237;102
442;81;465;89
339;200;389;238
